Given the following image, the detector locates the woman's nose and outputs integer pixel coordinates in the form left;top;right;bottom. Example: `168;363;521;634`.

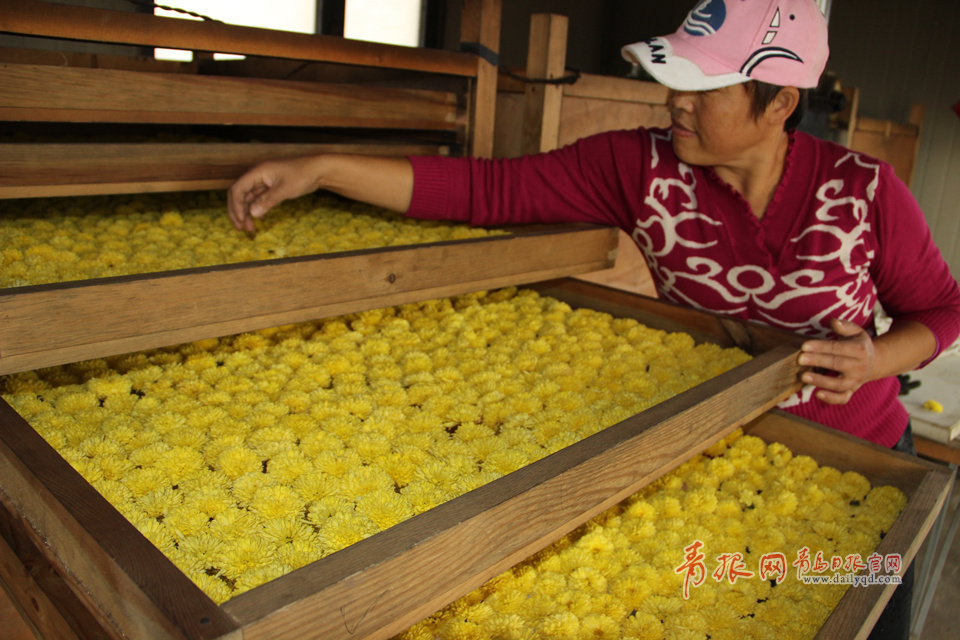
668;90;695;112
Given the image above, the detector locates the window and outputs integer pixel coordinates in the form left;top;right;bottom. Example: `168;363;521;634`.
153;0;316;61
343;0;424;47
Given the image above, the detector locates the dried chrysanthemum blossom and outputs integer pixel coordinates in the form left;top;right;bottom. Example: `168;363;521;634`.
0;192;505;288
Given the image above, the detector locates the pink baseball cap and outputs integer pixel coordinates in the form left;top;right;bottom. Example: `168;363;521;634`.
622;0;829;91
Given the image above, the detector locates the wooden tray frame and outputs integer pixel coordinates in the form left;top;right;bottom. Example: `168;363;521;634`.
0;226;618;375
0;278;806;640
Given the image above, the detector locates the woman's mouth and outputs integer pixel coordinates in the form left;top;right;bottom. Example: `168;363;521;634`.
672;121;696;138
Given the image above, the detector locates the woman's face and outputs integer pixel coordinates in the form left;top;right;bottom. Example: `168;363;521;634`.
667;84;766;168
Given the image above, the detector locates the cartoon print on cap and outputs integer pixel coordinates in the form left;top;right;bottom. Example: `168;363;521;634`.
683;0;727;36
740;7;804;77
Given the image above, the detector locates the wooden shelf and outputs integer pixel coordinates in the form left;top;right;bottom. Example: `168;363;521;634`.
0;0;503;197
0;226;618;375
0;279;807;640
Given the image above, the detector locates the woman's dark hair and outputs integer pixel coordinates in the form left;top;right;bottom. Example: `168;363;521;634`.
746;81;809;131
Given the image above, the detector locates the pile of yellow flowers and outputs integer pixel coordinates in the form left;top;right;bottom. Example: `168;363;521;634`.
1;287;750;604
0;191;504;288
398;430;905;640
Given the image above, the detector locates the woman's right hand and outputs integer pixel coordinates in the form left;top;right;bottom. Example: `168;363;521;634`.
227;156;324;233
226;154;415;233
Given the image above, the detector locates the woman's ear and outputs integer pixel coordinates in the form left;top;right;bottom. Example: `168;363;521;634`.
767;87;800;127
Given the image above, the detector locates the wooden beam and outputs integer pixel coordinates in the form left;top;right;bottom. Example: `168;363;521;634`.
0;64;459;130
520;14;568;155
498;69;670;105
0;0;476;77
460;0;502;158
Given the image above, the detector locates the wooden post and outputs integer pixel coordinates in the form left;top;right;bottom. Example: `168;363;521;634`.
905;103;925;189
521;14;568;155
460;0;502;158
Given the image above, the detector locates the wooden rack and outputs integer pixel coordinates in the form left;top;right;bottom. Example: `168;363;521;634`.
0;0;501;197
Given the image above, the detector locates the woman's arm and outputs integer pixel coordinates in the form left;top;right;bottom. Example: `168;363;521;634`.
227;154;413;233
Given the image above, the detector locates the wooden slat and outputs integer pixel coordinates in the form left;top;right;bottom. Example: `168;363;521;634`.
0;64;458;130
0;45;198;74
494;73;669;159
744;412;954;640
497;69;669;105
0;403;240;640
854;117;920;138
563;73;669;104
492;91;525;158
460;0;502;158
558;95;671;147
0;0;476;77
848;106;925;189
0;142;448;198
1;180;233;200
520;14;567;155
916;435;960;466
0;227;618;375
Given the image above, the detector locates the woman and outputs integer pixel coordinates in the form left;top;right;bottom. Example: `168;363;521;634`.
228;1;960;636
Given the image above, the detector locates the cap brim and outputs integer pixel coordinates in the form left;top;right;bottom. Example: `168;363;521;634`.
622;36;750;92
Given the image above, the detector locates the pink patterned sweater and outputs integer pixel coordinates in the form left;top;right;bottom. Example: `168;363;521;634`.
406;128;960;447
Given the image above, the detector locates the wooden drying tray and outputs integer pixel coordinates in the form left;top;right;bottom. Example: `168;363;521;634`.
0;279;806;640
744;412;955;640
0;226;618;375
0;142;449;199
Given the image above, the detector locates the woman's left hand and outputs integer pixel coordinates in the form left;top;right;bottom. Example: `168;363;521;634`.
798;318;876;405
